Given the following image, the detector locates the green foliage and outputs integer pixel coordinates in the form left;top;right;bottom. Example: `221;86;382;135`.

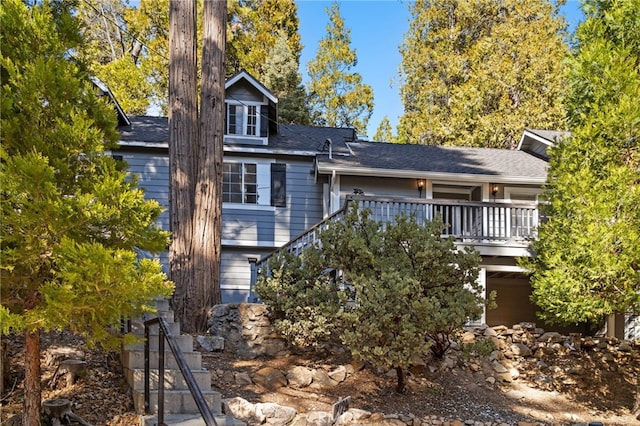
254;249;344;348
372;116;398;142
262;30;310;125
256;204;484;392
522;0;640;324
398;0;569;148
78;0;167;114
322;207;483;366
0;0;173;345
307;3;374;134
460;338;497;359
227;0;302;79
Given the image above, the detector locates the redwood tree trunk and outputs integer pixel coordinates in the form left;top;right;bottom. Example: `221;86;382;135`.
192;0;226;331
168;0;198;331
23;329;41;426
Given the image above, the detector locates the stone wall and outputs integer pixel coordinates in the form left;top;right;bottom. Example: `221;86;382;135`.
206;303;288;359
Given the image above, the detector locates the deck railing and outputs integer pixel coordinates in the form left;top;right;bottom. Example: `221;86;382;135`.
249;196;539;300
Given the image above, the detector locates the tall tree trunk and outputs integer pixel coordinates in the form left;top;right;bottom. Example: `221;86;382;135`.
168;0;198;331
23;329;41;426
192;0;226;331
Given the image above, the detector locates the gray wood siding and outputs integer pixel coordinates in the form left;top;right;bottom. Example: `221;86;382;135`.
340;176;419;200
119;152;170;268
120;150;322;301
222;159;323;246
227;81;263;102
221;248;272;303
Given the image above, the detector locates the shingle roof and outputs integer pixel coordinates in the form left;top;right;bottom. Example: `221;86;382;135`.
316;141;548;182
119;117;547;182
119;116;168;143
268;124;356;154
118;117;356;155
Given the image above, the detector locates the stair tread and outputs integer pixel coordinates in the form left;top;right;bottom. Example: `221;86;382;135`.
140;413;246;426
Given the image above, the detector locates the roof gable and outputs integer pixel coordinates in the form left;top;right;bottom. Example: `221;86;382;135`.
517;128;569;160
225;70;278;104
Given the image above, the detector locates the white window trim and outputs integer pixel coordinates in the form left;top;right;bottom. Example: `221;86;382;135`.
226;101;263;137
223;158;274;209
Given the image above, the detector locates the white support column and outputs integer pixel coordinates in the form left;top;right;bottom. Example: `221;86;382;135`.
330;170;341;214
479;267;487;325
322;183;330;218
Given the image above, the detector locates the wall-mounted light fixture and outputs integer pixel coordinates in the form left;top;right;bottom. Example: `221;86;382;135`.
491;183;499;197
417;179;425;197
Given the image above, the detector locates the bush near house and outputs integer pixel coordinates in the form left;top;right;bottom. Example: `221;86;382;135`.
256;205;486;393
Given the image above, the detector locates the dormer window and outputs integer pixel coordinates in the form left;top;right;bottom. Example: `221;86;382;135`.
224;70;278;145
226;102;260;137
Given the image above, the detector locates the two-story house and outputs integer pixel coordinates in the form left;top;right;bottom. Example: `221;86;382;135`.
113;71;576;332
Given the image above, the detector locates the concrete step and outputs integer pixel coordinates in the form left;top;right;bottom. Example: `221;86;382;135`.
154;298;171;312
122;349;202;370
129;319;182;337
125;334;194;353
124;367;212;391
132;389;222;416
140;413;245;426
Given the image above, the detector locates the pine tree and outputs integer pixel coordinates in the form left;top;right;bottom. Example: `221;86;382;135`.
262;30;310;125
227;0;302;80
398;0;568;148
0;1;173;423
307;2;374;134
373;116;397;142
522;0;640;326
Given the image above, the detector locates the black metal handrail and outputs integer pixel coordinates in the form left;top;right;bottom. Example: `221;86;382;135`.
144;317;218;426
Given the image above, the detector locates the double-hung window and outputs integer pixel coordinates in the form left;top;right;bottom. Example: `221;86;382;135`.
223;162;257;204
226;103;259;136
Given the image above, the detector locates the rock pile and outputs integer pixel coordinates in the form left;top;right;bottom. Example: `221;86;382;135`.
205;305;640;425
207;303;288;359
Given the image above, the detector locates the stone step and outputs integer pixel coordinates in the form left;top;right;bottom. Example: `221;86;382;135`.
140;413;245;426
125;333;194;353
124;367;212;391
122;349;202;370
132;389;222;416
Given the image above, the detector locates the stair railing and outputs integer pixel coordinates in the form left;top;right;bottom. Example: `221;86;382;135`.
144;316;218;426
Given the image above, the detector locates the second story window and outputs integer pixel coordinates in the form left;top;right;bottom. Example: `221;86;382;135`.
226;103;259;137
223;162;257;204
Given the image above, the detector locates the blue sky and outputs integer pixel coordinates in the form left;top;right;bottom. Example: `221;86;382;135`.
296;0;585;138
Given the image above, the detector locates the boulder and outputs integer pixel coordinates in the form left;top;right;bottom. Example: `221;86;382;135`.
252;366;288;391
305;411;334;426
256;402;297;426
196;335;224;352
223;397;264;424
510;343;532;357
287;365;314;388
328;365;348;383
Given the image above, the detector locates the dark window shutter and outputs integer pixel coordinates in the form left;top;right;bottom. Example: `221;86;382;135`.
228;104;236;134
271;163;286;207
260;105;268;137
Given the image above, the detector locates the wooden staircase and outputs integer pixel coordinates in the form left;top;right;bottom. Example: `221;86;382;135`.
122;299;244;426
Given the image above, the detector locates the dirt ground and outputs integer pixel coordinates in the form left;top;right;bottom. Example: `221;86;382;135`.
1;331;639;425
201;346;639;426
